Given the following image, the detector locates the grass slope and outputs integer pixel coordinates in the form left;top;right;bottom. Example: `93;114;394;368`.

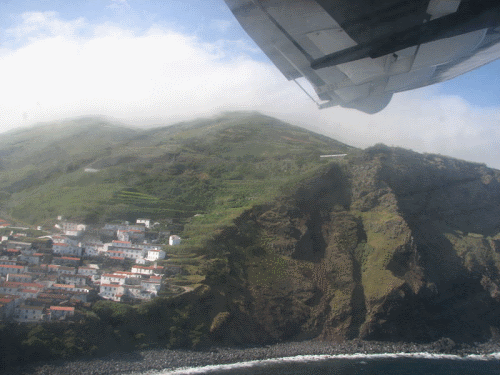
0;112;356;249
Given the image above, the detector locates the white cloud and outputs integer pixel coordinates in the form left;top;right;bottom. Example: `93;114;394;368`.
210;19;233;33
276;88;500;168
6;11;86;45
0;12;499;169
107;0;131;10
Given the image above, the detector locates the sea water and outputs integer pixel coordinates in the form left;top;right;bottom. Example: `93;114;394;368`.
144;353;500;375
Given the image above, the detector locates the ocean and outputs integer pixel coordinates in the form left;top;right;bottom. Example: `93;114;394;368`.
149;353;500;375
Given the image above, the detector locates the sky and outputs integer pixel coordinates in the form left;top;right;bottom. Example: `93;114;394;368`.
0;0;499;169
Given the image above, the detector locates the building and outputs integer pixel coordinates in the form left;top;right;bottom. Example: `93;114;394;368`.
20;253;44;265
57;266;76;275
107;250;125;259
59;274;89;286
131;265;163;276
146;250;166;261
52;243;83;257
52;256;81;266
136;218;151;228
0;265;27;276
111;240;133;248
51;236;78;246
77;267;99;277
141;279;161;293
46;264;60;273
49;306;75;320
6;273;33;283
99;284;124;301
0;295;21;320
61;222;86;237
82;242;104;257
103;224;145;233
169;235;181;246
101;273;127;285
14;305;45;322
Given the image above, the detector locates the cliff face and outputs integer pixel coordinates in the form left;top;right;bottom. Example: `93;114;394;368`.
203;146;500;344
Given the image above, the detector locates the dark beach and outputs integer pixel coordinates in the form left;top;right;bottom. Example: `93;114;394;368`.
7;339;500;375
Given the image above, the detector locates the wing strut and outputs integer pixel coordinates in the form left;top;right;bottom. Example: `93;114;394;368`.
293;79;321;108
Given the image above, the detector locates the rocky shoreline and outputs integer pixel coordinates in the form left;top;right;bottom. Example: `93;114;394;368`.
6;339;500;375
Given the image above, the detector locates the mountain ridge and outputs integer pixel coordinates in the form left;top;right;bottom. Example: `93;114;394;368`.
197;145;500;344
1;113;499;367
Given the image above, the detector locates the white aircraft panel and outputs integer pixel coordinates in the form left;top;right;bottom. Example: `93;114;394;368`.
386;66;436;92
427;0;461;20
334;82;370;102
264;0;341;36
336;56;388;85
413;29;487;69
306;28;357;55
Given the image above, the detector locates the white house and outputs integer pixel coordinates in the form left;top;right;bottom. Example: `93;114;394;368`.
136;218;151;228
59;274;88;286
111;240;133;248
14;305;45;322
0;296;19;319
99;284;124;301
61;222;86;237
101;273;127;285
107;250;125;259
116;230;130;242
141;278;161;293
169;235;181;246
6;273;33;283
49;306;75;320
146;250;166;261
53;256;81;266
57;266;76;275
113;271;141;279
50;283;90;293
52;242;83;257
104;223;145;232
19;288;40;299
0;265;27;276
131;265;163;276
77;267;99;276
82;242;103;257
51;236;78;246
21;253;44;265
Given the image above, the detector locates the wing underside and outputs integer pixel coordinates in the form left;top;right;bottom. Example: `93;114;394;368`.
225;0;500;113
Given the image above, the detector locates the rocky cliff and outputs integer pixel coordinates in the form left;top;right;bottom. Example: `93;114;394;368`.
201;145;500;344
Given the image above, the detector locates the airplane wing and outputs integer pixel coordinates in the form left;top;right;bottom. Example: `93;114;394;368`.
224;0;500;113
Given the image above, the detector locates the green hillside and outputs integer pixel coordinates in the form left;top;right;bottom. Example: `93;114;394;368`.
0;112;355;247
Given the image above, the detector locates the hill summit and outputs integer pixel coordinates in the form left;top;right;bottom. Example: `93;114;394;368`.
0;112;353;233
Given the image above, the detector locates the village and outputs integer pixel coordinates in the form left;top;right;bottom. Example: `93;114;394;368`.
0;216;185;323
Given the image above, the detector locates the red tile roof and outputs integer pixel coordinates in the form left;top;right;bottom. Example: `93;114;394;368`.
102;273;126;278
50;306;74;311
21;289;39;293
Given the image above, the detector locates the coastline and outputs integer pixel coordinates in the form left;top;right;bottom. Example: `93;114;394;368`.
7;339;500;375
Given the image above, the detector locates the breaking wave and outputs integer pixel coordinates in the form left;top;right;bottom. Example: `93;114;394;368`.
150;352;500;375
